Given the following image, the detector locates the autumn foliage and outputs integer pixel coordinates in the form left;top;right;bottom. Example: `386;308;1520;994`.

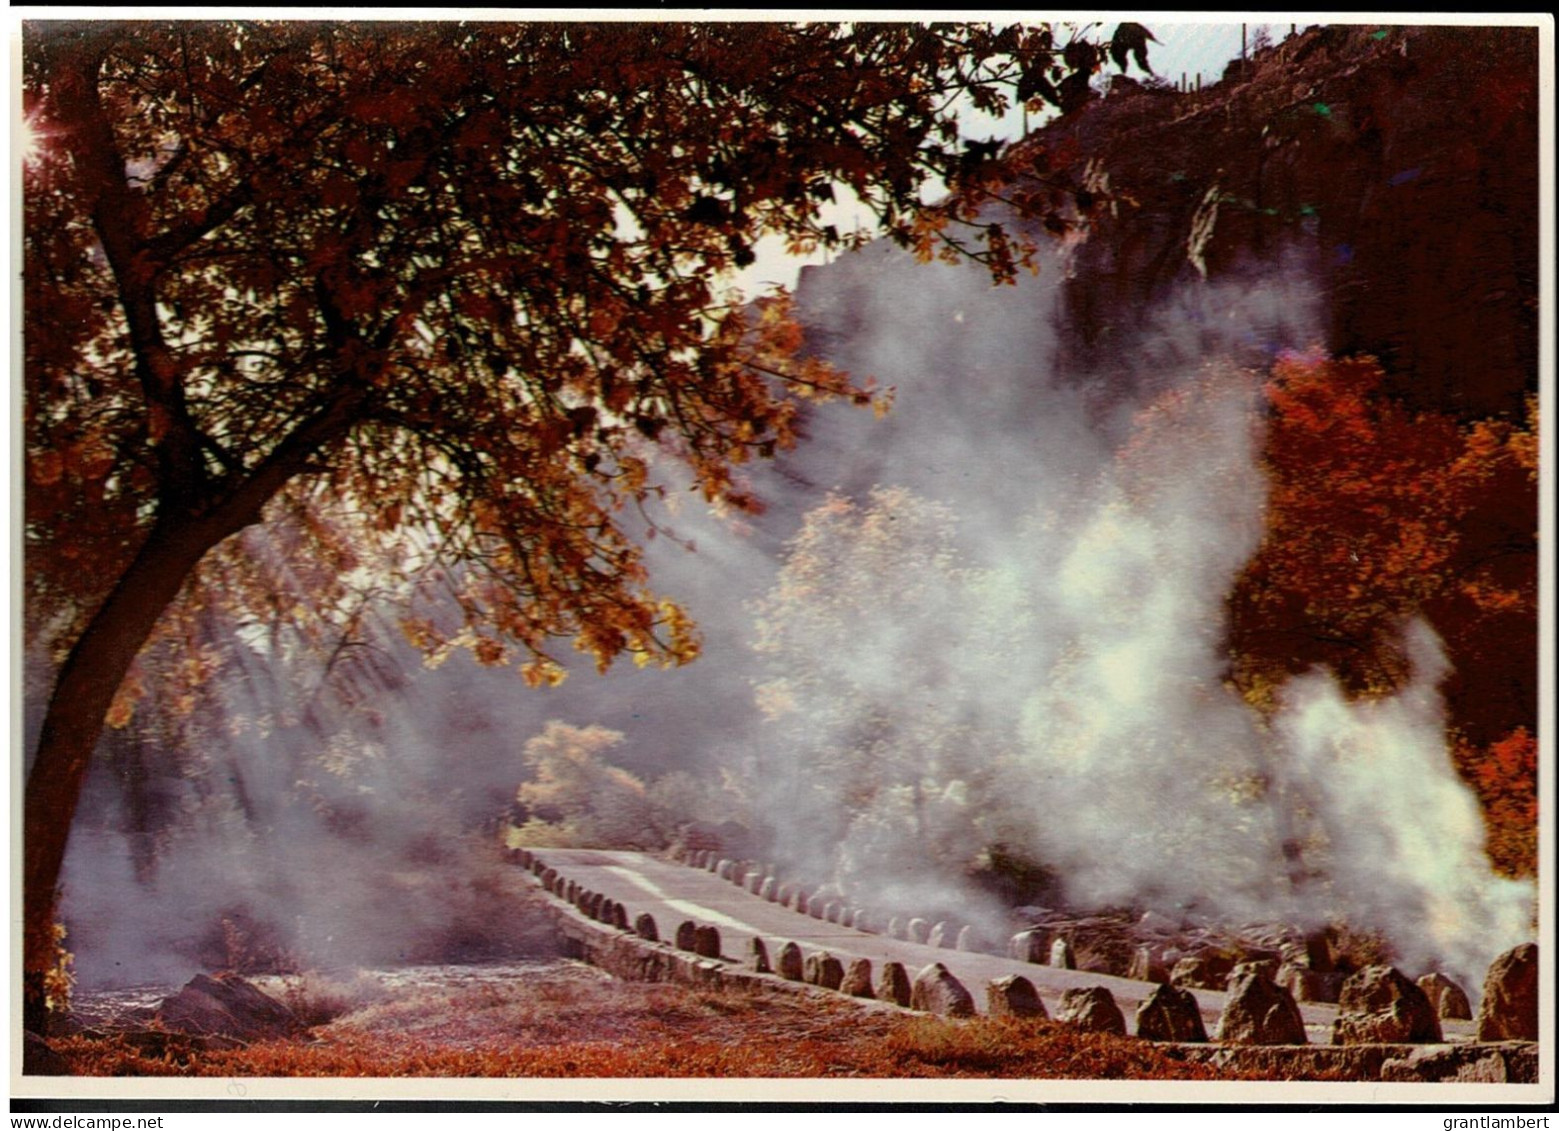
1228;352;1538;875
22;21;1120;1025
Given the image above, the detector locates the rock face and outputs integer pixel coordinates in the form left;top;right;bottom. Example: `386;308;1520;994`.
1331;965;1442;1045
776;941;805;982
154;974;299;1041
1216;969;1308;1045
1416;972;1472;1021
910;962;976;1018
1477;942;1539;1042
1054;986;1126;1035
1135;983;1208;1043
840;958;875;998
878;961;913;1007
987;975;1048;1020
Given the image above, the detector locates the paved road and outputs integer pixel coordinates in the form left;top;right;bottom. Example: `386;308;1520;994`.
521;848;1474;1042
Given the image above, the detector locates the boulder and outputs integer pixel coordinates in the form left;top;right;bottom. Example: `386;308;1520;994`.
1231;958;1280;983
674;920;698;952
1048;937;1076;970
840;958;875;998
805;952;845;991
888;917;907;940
955;925;985;953
906;918;930;944
692;925;722;960
612;903;630;931
1216;969;1307;1045
633;913;659;942
1054;986;1126;1035
910;962;975;1017
1416;972;1472;1021
154;974;299;1041
927;922;949;948
1331;965;1442;1045
987;975;1048;1020
1476;942;1538;1042
759;877;777;902
878;961;913;1007
1170;951;1235;991
809;898;826;920
1009;928;1049;964
747;937;772;974
795;892;811;917
776;941;805;982
1276;962;1343;1004
748;872;765;894
22;1032;69;1076
1135;983;1208;1042
777;884;795;908
1127;945;1169;984
825;902;843;924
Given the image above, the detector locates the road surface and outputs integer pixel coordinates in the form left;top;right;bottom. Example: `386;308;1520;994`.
520;847;1476;1042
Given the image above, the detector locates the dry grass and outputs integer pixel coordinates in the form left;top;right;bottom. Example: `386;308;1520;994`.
52;962;1258;1080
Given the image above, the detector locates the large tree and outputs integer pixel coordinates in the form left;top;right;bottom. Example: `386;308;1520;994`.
21;18;1104;1025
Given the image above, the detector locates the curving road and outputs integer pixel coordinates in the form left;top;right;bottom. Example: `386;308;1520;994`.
519;848;1479;1042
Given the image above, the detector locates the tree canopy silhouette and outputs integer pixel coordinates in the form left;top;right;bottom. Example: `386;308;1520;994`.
21;18;1107;1026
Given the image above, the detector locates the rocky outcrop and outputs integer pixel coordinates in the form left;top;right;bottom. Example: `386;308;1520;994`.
1135;983;1208;1042
1476;942;1538;1042
910;962;976;1017
1216;968;1308;1045
1331;966;1442;1045
987;975;1048;1020
1054;986;1126;1035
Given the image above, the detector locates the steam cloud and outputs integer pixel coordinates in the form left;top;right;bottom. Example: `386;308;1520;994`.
55;228;1533;1000
742;238;1535;993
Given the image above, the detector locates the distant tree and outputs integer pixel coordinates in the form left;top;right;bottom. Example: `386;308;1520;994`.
21;19;1111;1024
750;486;1013;886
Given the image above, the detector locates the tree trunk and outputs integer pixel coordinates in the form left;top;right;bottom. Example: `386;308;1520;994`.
22;511;240;1031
